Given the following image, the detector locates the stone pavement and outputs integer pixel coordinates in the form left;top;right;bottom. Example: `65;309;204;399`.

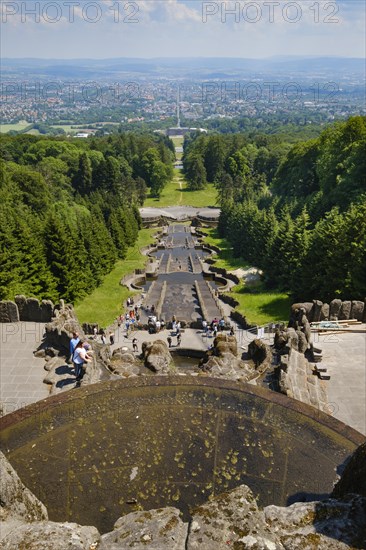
316;330;366;435
0;322;50;416
108;325;209;354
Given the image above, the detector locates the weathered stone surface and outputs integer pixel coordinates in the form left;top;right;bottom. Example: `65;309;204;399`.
264;495;366;549
312;299;323;322
0;450;47;522
82;323;99;335
0;521;101;550
248;338;272;370
350;300;365;322
44;304;84;354
199;334;257;382
43;356;66;373
296;330;308;353
0;301;19;323
320;302;330;321
291;302;313;321
276;349;329;412
288;307;312;348
40;300;54;322
142;340;173;373
25;297;42;322
188;485;277;550
333;441;366;499
188;482;366;550
214;333;238;357
14;295;27;318
109;348;141;377
339;301;352;321
330;299;342;321
43;357;74;391
100;507;188;550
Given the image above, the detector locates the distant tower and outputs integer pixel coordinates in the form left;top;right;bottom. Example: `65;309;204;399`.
177;86;181;128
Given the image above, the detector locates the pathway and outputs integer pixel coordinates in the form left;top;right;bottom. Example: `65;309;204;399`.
0;322;50;415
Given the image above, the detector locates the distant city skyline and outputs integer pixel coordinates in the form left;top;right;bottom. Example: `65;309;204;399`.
1;0;365;59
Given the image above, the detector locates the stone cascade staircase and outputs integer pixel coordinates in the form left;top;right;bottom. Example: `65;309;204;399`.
189;253;202;273
161;283;201;324
158;253;171;274
195;280;223;321
140;281;165;322
170;255;192;273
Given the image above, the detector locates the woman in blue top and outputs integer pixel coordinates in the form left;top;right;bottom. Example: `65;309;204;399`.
69;332;79;362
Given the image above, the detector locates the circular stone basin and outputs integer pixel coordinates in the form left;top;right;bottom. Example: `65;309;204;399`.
0;378;363;534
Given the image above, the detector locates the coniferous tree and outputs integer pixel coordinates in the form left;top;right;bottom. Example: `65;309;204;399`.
73;153;92;196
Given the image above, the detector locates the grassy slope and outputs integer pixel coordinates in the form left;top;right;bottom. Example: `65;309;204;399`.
0;121;31;133
144;171;217;208
230;284;291;326
75;228;156;327
203;229;291;325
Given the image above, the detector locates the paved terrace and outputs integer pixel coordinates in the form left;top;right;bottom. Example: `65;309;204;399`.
1;320;365;435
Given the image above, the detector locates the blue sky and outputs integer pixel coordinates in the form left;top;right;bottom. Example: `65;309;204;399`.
2;0;365;58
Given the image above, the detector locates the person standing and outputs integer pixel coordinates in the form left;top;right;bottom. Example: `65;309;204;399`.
69;332;79;363
101;332;107;345
109;332;115;345
167;336;172;348
72;340;91;381
93;326;98;340
132;337;138;353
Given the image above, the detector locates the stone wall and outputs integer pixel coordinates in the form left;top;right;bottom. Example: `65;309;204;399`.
292;298;366;322
0;296;55;323
275;348;329;412
0;301;19;323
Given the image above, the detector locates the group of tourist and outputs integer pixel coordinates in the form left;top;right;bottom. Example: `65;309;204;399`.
202;318;234;338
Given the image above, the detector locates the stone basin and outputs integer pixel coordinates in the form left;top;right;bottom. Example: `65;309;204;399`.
0;377;363;534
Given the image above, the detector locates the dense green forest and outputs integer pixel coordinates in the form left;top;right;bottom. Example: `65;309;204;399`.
0;133;174;302
183;116;366;301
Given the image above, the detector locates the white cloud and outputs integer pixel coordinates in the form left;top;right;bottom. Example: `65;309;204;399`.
1;0;364;58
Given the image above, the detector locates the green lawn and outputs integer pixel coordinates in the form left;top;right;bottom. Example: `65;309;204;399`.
144;172;217;208
229;284;291;326
52;125;78;133
200;229;291;325
171;136;184;147
75;228;156;327
0;121;31;133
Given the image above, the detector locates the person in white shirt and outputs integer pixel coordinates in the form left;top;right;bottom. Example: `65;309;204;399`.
73;341;91;381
